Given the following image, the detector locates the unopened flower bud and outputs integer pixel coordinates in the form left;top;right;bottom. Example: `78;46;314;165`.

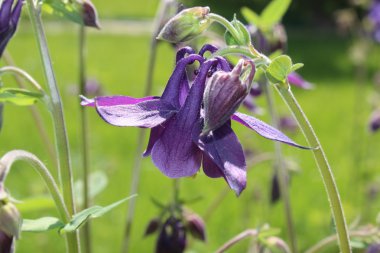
202;59;255;134
156;217;186;253
156;7;211;43
184;213;206;241
144;218;161;237
81;0;100;28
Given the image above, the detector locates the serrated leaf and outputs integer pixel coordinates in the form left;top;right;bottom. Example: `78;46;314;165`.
289;63;304;72
74;171;108;206
22;217;64;232
260;0;291;31
60;195;136;234
241;7;260;27
0;88;44;106
266;55;293;84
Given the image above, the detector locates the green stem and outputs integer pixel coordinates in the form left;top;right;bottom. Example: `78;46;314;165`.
0;150;73;250
27;1;80;252
208;13;242;44
121;1;174;252
79;24;92;253
211;46;268;67
277;85;351;253
263;83;297;253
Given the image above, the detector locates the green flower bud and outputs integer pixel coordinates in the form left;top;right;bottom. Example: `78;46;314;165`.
156;7;211;43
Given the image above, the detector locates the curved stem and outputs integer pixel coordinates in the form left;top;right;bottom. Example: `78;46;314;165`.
263;83;297;253
211;46;268;67
277;85;351;253
0;66;44;91
78;24;92;253
215;229;259;253
208;13;242;44
26;1;80;252
121;1;174;252
0;150;69;220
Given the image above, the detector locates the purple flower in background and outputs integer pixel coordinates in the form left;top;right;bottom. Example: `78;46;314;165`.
0;0;22;57
82;45;306;195
287;72;314;89
369;0;380;42
367;244;380;253
369;110;380;132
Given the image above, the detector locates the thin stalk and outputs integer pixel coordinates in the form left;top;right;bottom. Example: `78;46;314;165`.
1;52;56;162
27;1;80;252
79;24;92;253
121;1;174;252
208;13;242;44
263;83;297;253
0;66;43;91
277;85;351;253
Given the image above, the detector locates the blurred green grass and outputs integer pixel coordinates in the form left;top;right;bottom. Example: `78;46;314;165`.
1;7;380;253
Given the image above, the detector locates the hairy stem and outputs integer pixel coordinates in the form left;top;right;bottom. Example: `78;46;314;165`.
215;229;259;253
27;1;80;252
263;83;297;253
121;1;174;252
78;24;92;253
277;85;351;253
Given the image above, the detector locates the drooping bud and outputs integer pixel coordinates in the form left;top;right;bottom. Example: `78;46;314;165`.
81;0;100;29
0;0;23;57
156;217;186;253
156;7;211;43
144;218;161;237
184;213;206;241
202;59;255;134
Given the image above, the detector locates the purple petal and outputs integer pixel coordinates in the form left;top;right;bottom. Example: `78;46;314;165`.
197;123;246;196
202;154;223;178
151;59;218;178
161;54;204;109
80;95;155;107
198;44;218;56
0;231;14;253
287;72;313;89
0;0;13;29
96;98;176;128
10;0;22;26
143;123;167;157
176;46;195;62
232;112;308;149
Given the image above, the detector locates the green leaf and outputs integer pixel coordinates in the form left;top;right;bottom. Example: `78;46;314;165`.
260;0;291;31
22;217;64;232
266;55;293;84
74;171;108;206
60;195;137;234
224;17;251;46
241;7;260;27
289;63;304;73
0;88;44;106
42;0;83;25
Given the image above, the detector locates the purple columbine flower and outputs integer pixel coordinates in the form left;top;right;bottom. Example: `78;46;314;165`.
0;0;23;57
82;45;306;195
155;217;186;253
